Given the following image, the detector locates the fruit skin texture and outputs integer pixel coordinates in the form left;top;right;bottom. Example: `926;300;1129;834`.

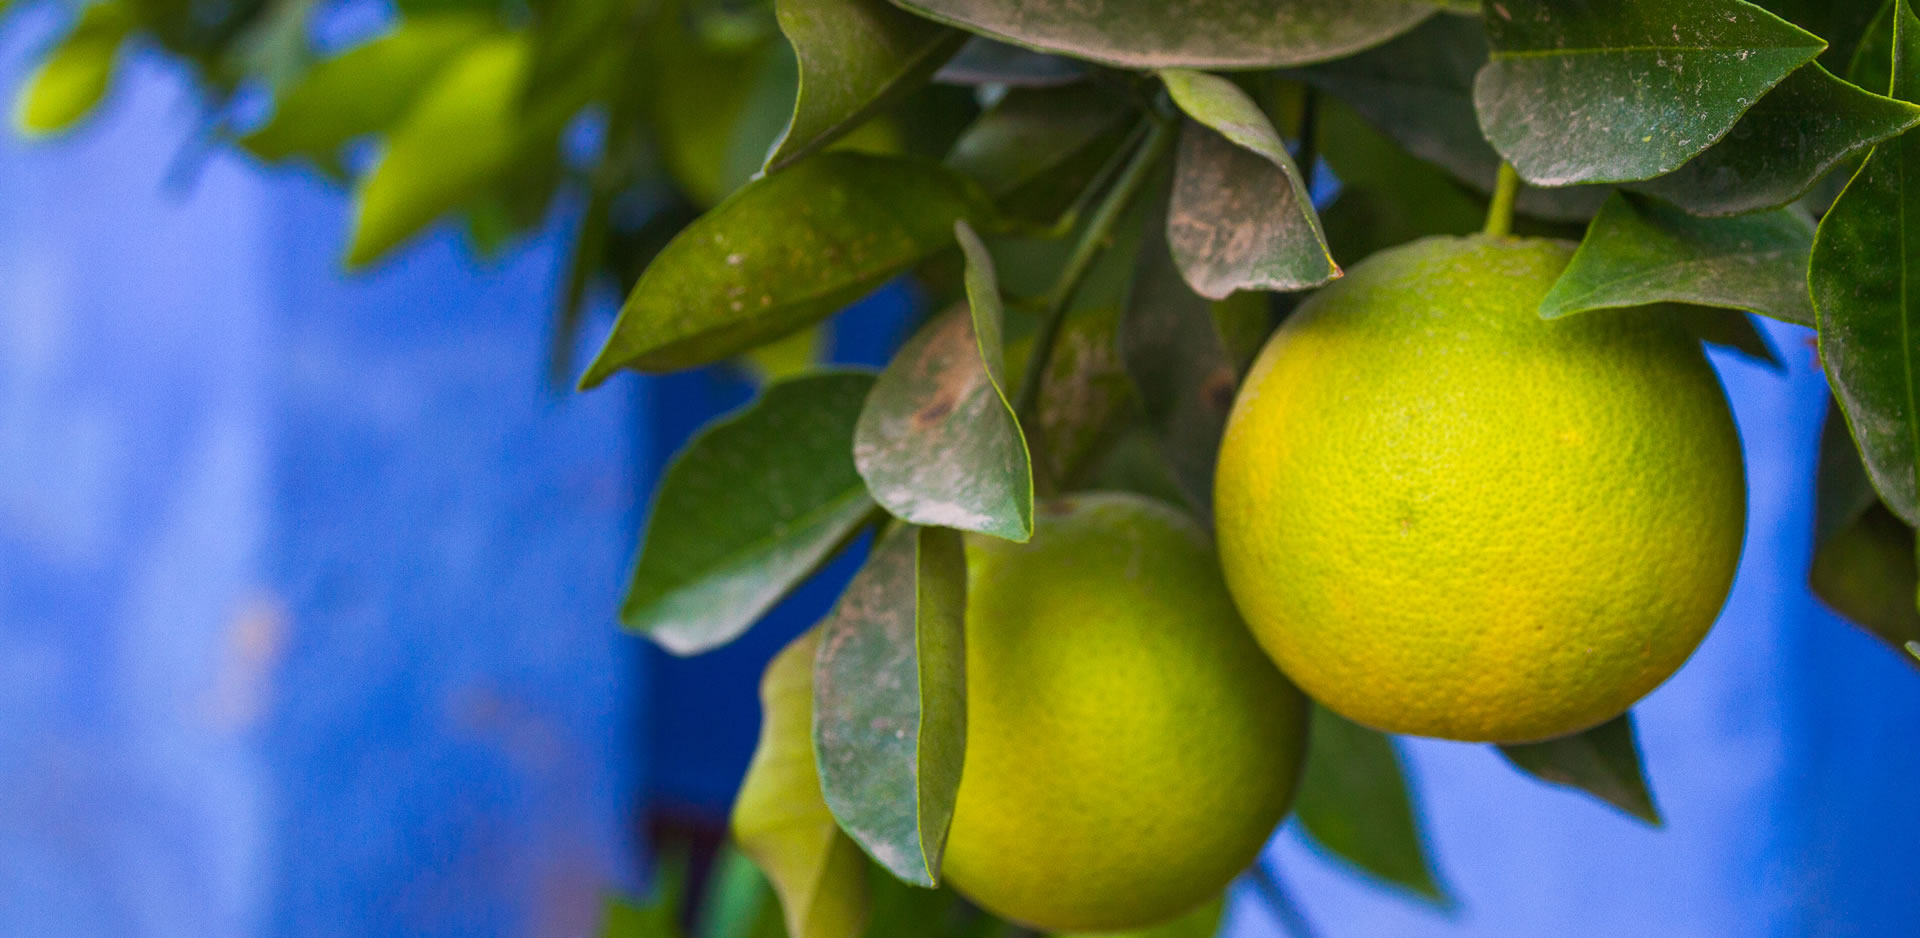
1214;235;1746;744
941;493;1308;933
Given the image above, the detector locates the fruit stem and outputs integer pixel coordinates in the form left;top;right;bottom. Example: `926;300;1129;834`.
1483;161;1521;238
1012;114;1175;471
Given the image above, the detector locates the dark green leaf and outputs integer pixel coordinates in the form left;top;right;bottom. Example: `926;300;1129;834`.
814;524;968;887
1759;0;1887;70
891;0;1433;70
1630;63;1920;215
1005;304;1135;487
1475;0;1825;185
1542;192;1816;325
622;372;877;655
734;629;873;938
1296;14;1610;223
933;36;1089;85
346;34;536;266
1314;97;1487;260
944;82;1133;213
1810;0;1920;526
1293;707;1449;904
855;222;1033;540
1810;400;1920;661
1498;713;1663;825
581;153;989;382
1056;893;1226;938
766;0;965;172
241;14;496;162
13;0;132;137
1120;203;1241;513
1678;306;1785;370
1161;68;1338;298
1849;0;1896;94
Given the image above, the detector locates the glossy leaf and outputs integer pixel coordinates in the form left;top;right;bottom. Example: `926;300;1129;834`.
581;153;989;382
1542;193;1816;325
1293;707;1449;904
347;34;533;266
1161;69;1338;298
1498;713;1663;826
891;0;1433;70
1475;0;1825;185
855;222;1033;540
766;0;965;172
1056;894;1226;938
14;1;132;137
1810;0;1920;526
1630;63;1920;215
733;629;872;938
814;524;968;886
242;14;496;163
1810;400;1920;661
623;372;877;655
1296;14;1610;223
1121;207;1242;513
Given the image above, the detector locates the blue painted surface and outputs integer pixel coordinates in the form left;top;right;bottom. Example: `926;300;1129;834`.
0;13;644;936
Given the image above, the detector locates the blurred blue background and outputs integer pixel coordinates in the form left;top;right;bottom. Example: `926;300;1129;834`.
1;5;1917;937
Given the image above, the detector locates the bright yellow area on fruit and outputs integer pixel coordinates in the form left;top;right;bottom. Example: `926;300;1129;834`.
1215;235;1746;744
943;493;1307;932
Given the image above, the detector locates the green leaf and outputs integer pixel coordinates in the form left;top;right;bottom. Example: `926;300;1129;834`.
1055;893;1226;938
1160;69;1338;298
814;524;968;887
934;36;1089;85
1314;97;1488;260
347;33;535;266
943;83;1134;223
1120;204;1242;513
733;629;873;938
241;14;496;163
1007;304;1135;487
1759;0;1887;70
581;153;989;382
1849;0;1896;95
1810;0;1920;527
890;0;1434;70
765;0;966;172
1498;713;1663;826
14;1;132;137
1541;192;1816;325
1293;707;1449;905
854;222;1033;540
623;372;877;655
1475;0;1826;185
1678;306;1785;371
1295;14;1610;223
1630;63;1920;216
655;33;799;207
693;847;782;938
1810;400;1920;661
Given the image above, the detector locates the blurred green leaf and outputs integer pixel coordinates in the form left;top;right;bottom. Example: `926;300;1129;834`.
1296;15;1610;223
944;83;1134;225
856;222;1032;540
1314;96;1486;261
655;32;799;207
814;524;969;887
1499;713;1663;826
891;0;1433;69
734;629;873;938
934;36;1088;85
1810;400;1920;662
765;0;965;172
346;33;537;266
14;1;132;137
1055;893;1226;938
1810;0;1920;526
1630;63;1920;216
694;847;783;938
241;14;496;163
582;153;990;381
602;850;690;938
1475;0;1824;185
1120;201;1241;514
1293;707;1449;905
1160;68;1337;298
622;372;877;655
1542;192;1816;325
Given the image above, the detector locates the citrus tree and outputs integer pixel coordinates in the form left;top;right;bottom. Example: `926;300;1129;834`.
20;0;1920;934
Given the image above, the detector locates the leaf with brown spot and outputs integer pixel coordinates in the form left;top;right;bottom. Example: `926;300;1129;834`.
813;524;968;887
1160;68;1339;299
855;221;1034;541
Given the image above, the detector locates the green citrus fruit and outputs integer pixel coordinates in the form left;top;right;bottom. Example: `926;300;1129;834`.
1214;235;1746;744
941;493;1308;932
